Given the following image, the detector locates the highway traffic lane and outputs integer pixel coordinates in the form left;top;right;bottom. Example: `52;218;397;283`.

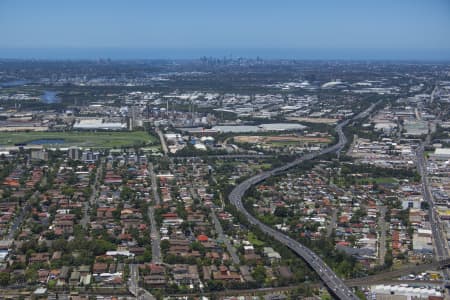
228;103;379;300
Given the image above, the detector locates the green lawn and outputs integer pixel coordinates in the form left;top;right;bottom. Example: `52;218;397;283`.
247;232;265;247
372;177;398;184
0;131;158;148
268;141;300;147
355;177;398;184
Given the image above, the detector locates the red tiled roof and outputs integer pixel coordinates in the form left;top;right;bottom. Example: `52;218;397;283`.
197;234;208;242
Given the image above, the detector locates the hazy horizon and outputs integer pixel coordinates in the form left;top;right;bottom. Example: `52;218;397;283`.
1;47;450;61
1;0;449;60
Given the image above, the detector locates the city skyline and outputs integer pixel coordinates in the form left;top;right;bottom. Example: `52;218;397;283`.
0;0;449;60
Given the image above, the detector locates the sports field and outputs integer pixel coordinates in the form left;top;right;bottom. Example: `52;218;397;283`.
0;131;157;148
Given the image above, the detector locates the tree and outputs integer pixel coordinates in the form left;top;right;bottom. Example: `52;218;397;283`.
48;279;57;289
143;249;152;262
274;206;291;218
61;185;75;198
350;208;367;223
161;240;170;252
251;265;266;285
206;280;224;291
190;241;206;256
120;186;135;201
25;268;38;283
0;272;10;286
321;294;332;300
355;289;366;300
90;239;116;256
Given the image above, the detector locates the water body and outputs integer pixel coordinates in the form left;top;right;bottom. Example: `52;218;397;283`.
28;139;65;145
40;91;61;104
0;80;30;87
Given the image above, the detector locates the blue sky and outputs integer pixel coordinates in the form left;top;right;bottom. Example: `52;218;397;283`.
0;0;449;59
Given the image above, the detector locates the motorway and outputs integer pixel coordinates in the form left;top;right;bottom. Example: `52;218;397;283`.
228;102;379;300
